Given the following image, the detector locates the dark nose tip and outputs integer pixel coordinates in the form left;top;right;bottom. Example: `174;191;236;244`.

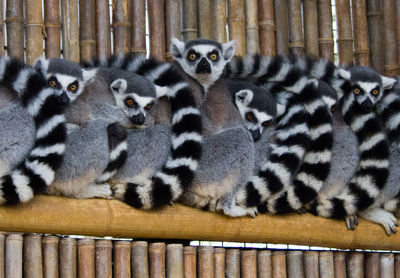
130;113;145;125
57;92;70;106
362;100;373;112
196;58;211;74
250;129;261;142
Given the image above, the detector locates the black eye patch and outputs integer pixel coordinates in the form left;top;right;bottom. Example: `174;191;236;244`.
67;81;79;92
187;50;200;62
207;50;220;62
48;76;61;89
124;97;138;108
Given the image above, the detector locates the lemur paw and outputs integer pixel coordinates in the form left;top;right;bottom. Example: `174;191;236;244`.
296;207;307;214
94;183;113;199
361;208;398;236
345;215;359;231
221;203;258;218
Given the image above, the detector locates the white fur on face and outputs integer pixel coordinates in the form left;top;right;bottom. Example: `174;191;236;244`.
47;73;83;103
112;91;156;119
355;81;381;104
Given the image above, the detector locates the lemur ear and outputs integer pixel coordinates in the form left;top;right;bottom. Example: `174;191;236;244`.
222;40;235;61
110;79;128;95
171;38;185;59
337;68;351;81
82;68;97;83
381;75;397;90
34;55;49;76
236;89;253;105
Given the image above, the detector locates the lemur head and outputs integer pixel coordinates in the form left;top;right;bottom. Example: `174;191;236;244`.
318;80;338;116
228;80;276;141
109;72;157;126
171;38;235;90
34;56;96;106
338;66;396;113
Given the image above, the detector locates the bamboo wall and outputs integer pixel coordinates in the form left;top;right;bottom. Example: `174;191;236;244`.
2;0;400;75
0;232;397;277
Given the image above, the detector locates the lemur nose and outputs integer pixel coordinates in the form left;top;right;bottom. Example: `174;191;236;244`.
362;100;373;112
250;129;261;142
196;58;211;74
57;92;70;106
130;113;145;125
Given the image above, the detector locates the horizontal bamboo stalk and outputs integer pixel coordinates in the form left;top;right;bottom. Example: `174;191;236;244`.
214;248;225;278
226;249;240;278
347;252;364;278
241;250;257;278
184;246;196;278
167;244;183;278
366;0;384;73
228;0;246;56
352;0;370;66
96;0;111;59
319;251;334;278
165;0;181;61
382;0;399;76
149;243;165;278
304;251;318;278
333;252;346;278
258;0;275;56
44;0;61;58
59;237;77;278
78;239;95;278
380;253;395;278
147;0;165;60
24;234;43;278
95;240;112;278
318;0;334;60
6;233;23;278
79;0;96;62
132;241;149;278
258;250;272;278
336;0;353;64
131;0;146;56
61;0;80;62
303;0;319;56
43;236;58;278
6;0;24;60
198;0;212;39
273;0;288;55
114;241;131;277
25;0;43;64
288;0;304;56
181;0;197;41
212;0;227;43
112;0;131;55
245;0;259;54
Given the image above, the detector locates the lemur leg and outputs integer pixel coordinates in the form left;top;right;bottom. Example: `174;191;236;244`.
359;207;398;236
71;183;113;199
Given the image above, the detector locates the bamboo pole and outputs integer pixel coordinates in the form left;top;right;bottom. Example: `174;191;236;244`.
24;234;43;278
132;241;149;278
61;0;80;62
166;244;183;278
114;241;131;277
78;239;95;278
112;0;131;55
198;246;214;278
272;251;287;278
198;0;212;39
44;0;61;58
184;246;196;278
6;0;24;60
287;251;304;278
258;0;275;56
304;251;319;278
181;0;198;41
347;252;364;278
212;0;227;43
303;0;319;56
59;237;77;278
149;243;165;278
319;251;334;278
131;0;146;56
226;249;240;278
0;233;4;278
288;0;305;56
381;253;395;278
318;0;334;61
351;0;370;66
95;240;112;278
241;250;257;278
258;250;272;278
333;252;346;278
96;0;111;59
396;1;400;71
365;252;379;278
214;248;225;278
227;0;246;56
395;253;400;278
273;0;288;55
0;1;4;56
366;0;384;73
25;0;43;64
336;0;353;64
165;0;181;61
147;0;165;60
245;0;259;54
79;0;96;62
5;233;23;278
43;236;58;278
382;0;399;76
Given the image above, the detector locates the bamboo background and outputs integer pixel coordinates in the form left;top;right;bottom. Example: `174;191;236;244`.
0;232;397;277
2;0;400;76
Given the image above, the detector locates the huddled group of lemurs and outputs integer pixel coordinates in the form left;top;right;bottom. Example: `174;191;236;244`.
1;38;400;235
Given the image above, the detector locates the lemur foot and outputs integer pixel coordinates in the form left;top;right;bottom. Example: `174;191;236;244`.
219;202;258;218
77;183;113;199
360;208;399;236
345;215;359;231
296;207;307;214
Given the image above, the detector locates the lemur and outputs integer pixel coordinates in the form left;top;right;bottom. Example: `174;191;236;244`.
224;55;333;216
0;56;94;204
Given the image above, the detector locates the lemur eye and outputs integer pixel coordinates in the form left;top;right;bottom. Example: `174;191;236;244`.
353;88;361;95
189;54;197;61
262;120;271;127
372;89;379;96
125;98;135;107
144;103;153;111
330;105;336;113
68;84;78;92
49;80;57;88
210;54;218;61
245;112;256;122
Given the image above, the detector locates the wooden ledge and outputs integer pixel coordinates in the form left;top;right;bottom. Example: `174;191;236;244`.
0;195;398;251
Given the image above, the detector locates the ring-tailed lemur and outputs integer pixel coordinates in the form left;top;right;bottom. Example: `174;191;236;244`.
0;56;94;204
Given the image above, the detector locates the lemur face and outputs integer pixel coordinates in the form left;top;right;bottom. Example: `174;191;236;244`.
171;38;235;89
318;80;338;116
110;79;156;126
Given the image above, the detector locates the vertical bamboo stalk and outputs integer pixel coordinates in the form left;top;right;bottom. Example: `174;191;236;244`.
212;0;227;43
287;251;304;278
273;0;288;55
366;0;384;73
365;253;379;278
166;244;183;278
319;251;334;278
198;246;214;278
96;0;111;59
147;0;165;60
304;251;319;278
303;0;319;56
381;253;395;278
78;239;95;278
318;0;334;61
382;0;399;76
227;0;246;56
258;250;272;278
165;0;181;61
336;0;353;64
5;233;23;278
396;1;400;70
241;250;257;278
25;0;43;64
226;249;240;278
333;252;346;278
198;0;212;39
288;0;305;56
258;0;275;56
132;241;149;278
272;251;287;278
214;248;225;278
184;246;196;278
114;241;131;278
395;253;400;278
0;233;5;278
24;235;43;278
352;0;370;66
181;0;198;41
6;0;24;60
112;0;131;55
59;237;77;278
149;242;166;278
245;0;259;54
95;240;112;278
347;252;364;278
131;0;146;56
43;236;59;278
44;0;61;58
61;0;80;62
79;0;96;62
0;1;4;56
